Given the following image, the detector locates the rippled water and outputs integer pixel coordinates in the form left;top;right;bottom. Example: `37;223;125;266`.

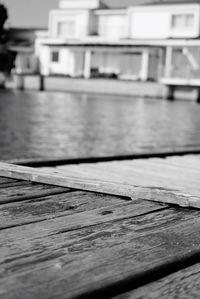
0;89;200;161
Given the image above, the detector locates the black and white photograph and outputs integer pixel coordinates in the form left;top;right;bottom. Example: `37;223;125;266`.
1;0;200;298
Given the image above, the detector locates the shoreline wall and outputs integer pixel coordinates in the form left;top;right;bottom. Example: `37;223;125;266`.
6;75;199;100
7;75;167;98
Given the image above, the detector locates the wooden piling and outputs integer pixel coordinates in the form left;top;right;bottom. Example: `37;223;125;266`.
39;75;45;91
166;85;174;100
16;74;25;90
197;88;200;103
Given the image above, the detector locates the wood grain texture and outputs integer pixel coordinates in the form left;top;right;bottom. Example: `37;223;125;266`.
54;158;200;196
113;263;200;299
0;161;200;208
1;160;200;298
0;181;31;189
0;199;165;246
0;177;18;185
0;191;133;229
0;181;70;204
1;207;200;298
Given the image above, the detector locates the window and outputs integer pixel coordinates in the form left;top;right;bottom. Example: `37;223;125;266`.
58;21;76;37
98;15;127;39
171;14;194;30
51;51;59;63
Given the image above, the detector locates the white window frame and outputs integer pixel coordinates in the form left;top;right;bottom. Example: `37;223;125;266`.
57;20;76;37
171;13;195;31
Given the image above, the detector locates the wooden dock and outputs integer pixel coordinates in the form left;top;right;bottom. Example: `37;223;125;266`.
161;77;200;102
1;156;200;298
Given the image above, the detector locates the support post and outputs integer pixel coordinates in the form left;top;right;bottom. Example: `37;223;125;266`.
140;50;149;81
0;74;5;89
39;75;45;91
165;46;173;78
197;88;200;103
16;74;24;90
84;50;92;79
167;85;175;101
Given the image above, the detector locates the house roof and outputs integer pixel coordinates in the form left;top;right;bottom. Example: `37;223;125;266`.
143;0;200;5
102;0;200;9
102;0;154;9
59;0;107;10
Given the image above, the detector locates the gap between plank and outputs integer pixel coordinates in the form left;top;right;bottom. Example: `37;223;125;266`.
6;148;200;167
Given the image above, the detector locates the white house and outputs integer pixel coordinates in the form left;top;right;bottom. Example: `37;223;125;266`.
129;2;200;39
34;0;200;83
48;0;105;39
36;0;104;77
95;9;128;40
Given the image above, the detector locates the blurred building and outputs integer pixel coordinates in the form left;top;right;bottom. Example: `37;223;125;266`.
7;28;47;74
32;0;200;84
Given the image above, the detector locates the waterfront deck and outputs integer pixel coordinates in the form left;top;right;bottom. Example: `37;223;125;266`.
1;156;200;298
161;77;200;101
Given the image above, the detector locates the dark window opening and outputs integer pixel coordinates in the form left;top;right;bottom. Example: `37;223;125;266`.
51;51;59;62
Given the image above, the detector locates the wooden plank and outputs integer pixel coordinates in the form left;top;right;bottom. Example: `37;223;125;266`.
0;199;166;243
1;207;200;298
134;157;200;175
0;177;18;185
113;263;200;299
56;161;200;191
0;181;32;189
166;155;200;170
0;181;70;204
145;156;200;171
103;160;200;191
80;157;200;182
0;191;133;229
0;162;200;208
0;200;165;264
51;155;200;204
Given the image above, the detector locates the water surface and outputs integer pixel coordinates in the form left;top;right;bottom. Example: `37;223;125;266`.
0;90;200;161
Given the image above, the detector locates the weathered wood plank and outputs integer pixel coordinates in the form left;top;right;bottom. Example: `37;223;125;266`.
149;155;200;170
0;200;166;247
1;207;200;299
57;158;200;186
113;263;200;299
0;162;200;208
130;160;200;185
0;191;133;229
0;181;70;204
51;155;200;205
55;162;200;194
0;180;31;189
0;177;18;185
